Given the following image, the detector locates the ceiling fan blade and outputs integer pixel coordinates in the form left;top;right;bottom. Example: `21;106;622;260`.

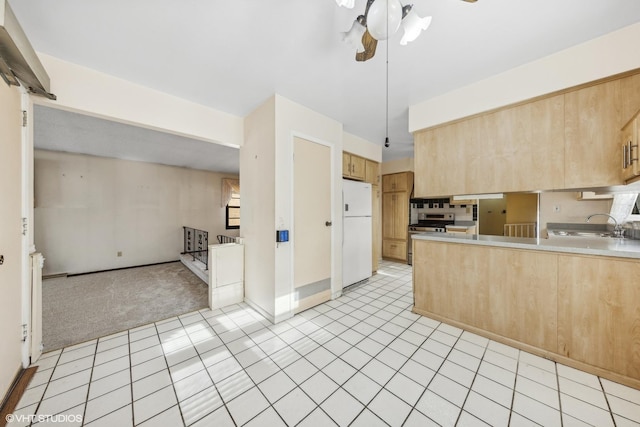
356;30;377;62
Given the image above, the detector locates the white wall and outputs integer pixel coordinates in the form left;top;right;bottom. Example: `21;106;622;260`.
409;22;640;132
0;82;24;401
343;132;382;162
35;54;244;149
35;150;239;275
539;192;612;237
241;97;277;320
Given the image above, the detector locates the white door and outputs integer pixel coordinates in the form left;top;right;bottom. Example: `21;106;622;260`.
293;137;332;313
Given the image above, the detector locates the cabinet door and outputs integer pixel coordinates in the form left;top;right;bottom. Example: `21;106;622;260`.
365;160;379;184
382;239;406;261
393;191;409;239
622;117;639;182
382;192;397;239
350;155;366;180
558;255;640;380
565;80;623;188
342;152;351;177
621;71;640;121
382;172;411;192
415;124;468;197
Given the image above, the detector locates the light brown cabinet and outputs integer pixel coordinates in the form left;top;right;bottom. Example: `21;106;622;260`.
382;172;413;262
342;152;365;181
414;70;640;197
365;159;380;185
414;95;564;197
413;239;640;388
622;114;640;183
382;172;412;192
565;79;623;188
557;254;640;382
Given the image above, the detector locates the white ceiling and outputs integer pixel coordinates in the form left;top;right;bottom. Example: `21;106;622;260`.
9;0;640;167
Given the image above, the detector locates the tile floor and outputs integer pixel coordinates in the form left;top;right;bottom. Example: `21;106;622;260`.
9;261;640;426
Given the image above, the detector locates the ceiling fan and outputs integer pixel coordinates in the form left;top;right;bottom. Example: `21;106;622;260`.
338;0;477;62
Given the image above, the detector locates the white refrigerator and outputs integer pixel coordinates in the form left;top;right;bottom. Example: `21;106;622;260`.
342;179;372;288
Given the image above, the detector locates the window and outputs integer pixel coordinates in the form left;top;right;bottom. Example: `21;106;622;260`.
226;190;240;229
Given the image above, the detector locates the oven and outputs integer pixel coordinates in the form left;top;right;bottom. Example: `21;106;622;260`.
407;213;455;265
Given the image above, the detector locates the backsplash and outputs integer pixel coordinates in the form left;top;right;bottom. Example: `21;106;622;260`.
410;199;477;224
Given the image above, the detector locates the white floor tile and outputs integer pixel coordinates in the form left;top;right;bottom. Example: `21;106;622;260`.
560;392;615;427
470;374;513;408
415;389;461;427
283;357;318;384
439;360;475;388
515;375;560;410
343;372;382;405
225;387;270;426
322;358;357;386
91;356;129;381
360;357;396;386
37;385;89;419
428;373;469;407
273;387;316;426
607;394;640;423
84;385;131;424
244;358;280;384
297;407;338;426
173;370;213;402
403;408;440;427
559;375;608;409
133;385;177;425
463;390;510;426
320;388;364;427
179;385;223;425
244;407;287;427
512;392;561;427
349;408;388;426
216;370;254;402
190;406;234;427
368;388;412;426
299;371;338;405
385;372;426;406
84;404;132;427
131;356;167;382
88;369;130;401
258;370;296;404
457;411;492;427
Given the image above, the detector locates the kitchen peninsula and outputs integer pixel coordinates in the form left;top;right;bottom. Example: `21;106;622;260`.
412;233;640;389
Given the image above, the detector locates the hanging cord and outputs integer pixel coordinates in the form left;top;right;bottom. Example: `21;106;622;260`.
384;1;390;147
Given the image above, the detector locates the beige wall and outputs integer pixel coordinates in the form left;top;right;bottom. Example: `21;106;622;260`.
409;22;640;132
539;191;612;236
381;157;414;175
343;132;382;162
35;150;238;275
0;83;24;400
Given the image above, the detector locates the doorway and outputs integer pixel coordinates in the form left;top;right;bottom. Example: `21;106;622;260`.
292;136;332;313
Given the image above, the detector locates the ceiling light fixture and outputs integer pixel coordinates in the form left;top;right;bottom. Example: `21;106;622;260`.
338;0;476;61
339;0;431;61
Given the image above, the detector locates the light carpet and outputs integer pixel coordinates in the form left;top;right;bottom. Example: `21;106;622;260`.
42;261;208;352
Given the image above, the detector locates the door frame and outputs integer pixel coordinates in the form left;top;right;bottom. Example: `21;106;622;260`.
289;132;336;315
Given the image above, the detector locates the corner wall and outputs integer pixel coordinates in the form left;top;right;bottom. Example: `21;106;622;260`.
241;97;277;320
34;150;239;275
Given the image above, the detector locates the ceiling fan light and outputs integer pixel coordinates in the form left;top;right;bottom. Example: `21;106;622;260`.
335;0;355;8
366;0;403;41
400;9;432;45
341;18;367;52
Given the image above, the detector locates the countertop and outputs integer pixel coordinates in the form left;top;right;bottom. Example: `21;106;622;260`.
411;232;640;259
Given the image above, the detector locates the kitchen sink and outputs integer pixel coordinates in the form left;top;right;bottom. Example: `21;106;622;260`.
549;230;616;238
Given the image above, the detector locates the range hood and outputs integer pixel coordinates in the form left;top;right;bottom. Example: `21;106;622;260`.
0;0;55;99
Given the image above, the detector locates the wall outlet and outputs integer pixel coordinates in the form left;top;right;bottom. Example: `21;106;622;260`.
553;204;561;213
117;251;122;257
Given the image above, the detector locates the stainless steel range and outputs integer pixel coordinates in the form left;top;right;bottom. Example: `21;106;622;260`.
407;213;455;265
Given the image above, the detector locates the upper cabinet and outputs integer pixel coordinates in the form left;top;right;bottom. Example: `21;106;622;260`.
382;171;413;192
343;152;379;184
565;79;622;188
414;70;640;197
343;152;365;181
415;95;564;197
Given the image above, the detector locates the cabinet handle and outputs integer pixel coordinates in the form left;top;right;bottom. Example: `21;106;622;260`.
623;142;628;169
631;143;638;164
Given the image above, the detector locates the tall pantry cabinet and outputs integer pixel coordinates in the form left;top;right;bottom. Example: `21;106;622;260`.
382;172;413;262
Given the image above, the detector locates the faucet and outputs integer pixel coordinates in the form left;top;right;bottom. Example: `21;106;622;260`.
586;213;624;238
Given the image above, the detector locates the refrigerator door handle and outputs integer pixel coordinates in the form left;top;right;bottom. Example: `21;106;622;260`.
325;221;332;227
345;203;349;212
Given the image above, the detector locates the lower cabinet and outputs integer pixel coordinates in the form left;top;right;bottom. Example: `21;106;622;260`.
413;239;640;388
382;239;406;261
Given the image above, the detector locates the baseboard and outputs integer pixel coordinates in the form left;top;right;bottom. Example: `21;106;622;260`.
0;366;37;427
66;260;180;277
